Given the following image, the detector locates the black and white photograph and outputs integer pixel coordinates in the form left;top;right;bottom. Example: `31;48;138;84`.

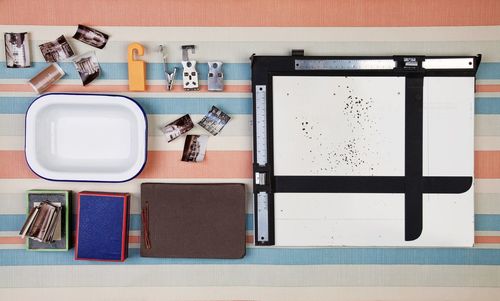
181;135;208;162
39;35;75;62
161;114;194;142
4;32;30;68
72;51;100;86
198;106;231;135
73;24;109;49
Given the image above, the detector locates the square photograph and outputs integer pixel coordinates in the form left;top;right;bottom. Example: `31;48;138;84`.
72;51;100;86
181;135;208;162
39;35;75;62
198;106;231;135
161;114;194;142
4;32;30;68
73;24;109;49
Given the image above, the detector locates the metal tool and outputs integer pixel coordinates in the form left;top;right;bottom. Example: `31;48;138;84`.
207;61;223;91
181;45;199;91
159;45;176;91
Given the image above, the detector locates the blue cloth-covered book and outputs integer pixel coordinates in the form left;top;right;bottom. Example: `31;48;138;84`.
75;192;130;261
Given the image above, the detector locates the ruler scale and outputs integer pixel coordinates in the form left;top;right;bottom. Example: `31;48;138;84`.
255;85;267;166
254;84;270;244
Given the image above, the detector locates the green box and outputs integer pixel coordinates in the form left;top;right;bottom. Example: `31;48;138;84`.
25;190;71;251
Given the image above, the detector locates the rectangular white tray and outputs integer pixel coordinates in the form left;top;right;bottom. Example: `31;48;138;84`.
25;93;147;182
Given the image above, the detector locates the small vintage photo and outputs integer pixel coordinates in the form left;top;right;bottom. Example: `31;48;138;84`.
161;114;194;142
181;135;208;162
72;52;100;86
4;32;30;68
73;24;109;49
39;35;75;62
198;106;231;136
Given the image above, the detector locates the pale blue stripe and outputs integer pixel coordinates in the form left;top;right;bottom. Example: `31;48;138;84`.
0;213;494;231
0;62;498;81
1;247;500;266
0;97;252;114
0;214;253;231
2;97;500;115
475;98;500;114
0;62;250;81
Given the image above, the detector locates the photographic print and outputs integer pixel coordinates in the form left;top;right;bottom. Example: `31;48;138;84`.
181;135;208;162
39;35;75;62
161;114;194;142
4;32;30;68
73;24;109;49
72;52;100;86
198;106;231;135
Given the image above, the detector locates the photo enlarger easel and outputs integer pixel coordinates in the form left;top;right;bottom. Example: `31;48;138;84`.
252;52;480;247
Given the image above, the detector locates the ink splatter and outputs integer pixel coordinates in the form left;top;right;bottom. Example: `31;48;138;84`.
297;77;381;175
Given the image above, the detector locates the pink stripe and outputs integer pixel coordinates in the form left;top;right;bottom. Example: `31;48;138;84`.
1;0;499;27
0;84;251;93
3;235;499;245
0;151;252;179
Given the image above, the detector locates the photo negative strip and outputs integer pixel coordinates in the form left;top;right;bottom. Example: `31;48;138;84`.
181;135;208;162
72;52;100;86
73;24;109;49
198;106;231;135
4;32;30;68
39;35;75;62
161;114;194;142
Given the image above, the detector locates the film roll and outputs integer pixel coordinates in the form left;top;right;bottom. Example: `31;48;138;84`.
28;63;65;94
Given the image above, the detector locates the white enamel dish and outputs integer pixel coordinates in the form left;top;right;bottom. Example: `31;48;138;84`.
25;93;147;182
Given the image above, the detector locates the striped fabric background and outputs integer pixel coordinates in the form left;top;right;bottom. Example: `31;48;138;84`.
1;1;500;300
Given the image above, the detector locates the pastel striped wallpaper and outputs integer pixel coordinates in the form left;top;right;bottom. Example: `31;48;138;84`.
1;1;500;300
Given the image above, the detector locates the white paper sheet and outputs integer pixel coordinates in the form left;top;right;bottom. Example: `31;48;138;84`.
272;76;474;247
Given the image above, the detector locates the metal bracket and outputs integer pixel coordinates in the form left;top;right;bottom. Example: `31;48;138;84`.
208;61;224;91
181;45;199;91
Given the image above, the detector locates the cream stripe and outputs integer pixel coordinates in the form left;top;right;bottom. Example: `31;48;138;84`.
476;116;500;137
0;114;252;137
7;114;500;139
476;92;500;97
0;189;255;215
1;265;500;288
4;39;500;63
475;244;500;248
5;134;499;152
150;136;252;151
477;80;500;85
0;245;23;249
0;287;500;301
2;25;500;42
476;194;500;214
475;231;500;236
0;231;21;236
0;135;253;151
475;137;500;150
475;180;500;193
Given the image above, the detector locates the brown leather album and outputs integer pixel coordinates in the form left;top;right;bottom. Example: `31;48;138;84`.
140;183;246;259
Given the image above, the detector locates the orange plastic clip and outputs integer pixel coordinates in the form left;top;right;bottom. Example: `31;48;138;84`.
128;43;146;91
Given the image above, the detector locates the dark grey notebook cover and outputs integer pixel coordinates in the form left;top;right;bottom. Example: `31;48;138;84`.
140;183;246;259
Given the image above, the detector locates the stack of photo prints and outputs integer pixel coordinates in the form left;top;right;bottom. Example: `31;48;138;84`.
4;25;109;92
20;201;62;243
161;106;231;162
